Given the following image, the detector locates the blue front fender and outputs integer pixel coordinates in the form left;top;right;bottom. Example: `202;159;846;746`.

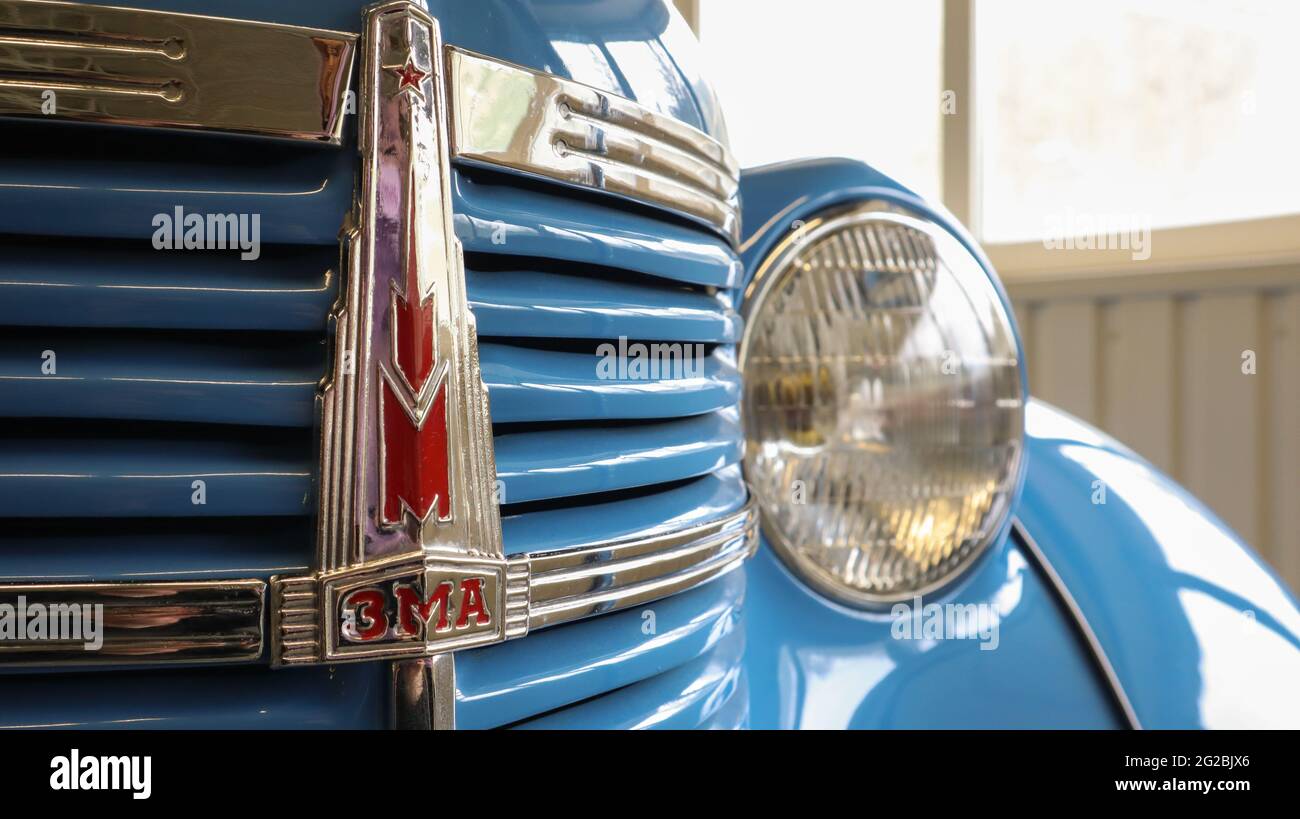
1017;401;1300;728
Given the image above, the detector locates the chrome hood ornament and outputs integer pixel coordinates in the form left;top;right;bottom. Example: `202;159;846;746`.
271;0;520;667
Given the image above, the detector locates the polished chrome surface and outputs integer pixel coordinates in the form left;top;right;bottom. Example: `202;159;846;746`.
522;496;757;629
446;47;740;242
0;0;356;142
269;575;319;667
0;580;263;666
392;654;455;730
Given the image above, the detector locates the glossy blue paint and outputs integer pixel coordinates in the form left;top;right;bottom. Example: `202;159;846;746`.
0;433;314;519
478;462;1128;729
1017;401;1300;728
514;624;747;729
0;242;336;332
456;173;741;288
494;407;741;504
458;568;745;728
0;518;312;583
500;465;748;556
468;268;742;343
482;344;739;423
0;331;325;427
522;536;1122;729
0;663;388;730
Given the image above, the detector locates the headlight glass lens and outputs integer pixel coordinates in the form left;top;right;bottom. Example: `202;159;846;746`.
740;203;1024;606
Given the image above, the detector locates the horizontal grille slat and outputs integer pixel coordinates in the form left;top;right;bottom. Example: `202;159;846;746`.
494;407;742;505
0;432;314;518
0;663;386;729
462;167;747;522
468;267;741;343
481;343;739;423
510;620;746;730
456;568;743;729
0;120;353;244
0;330;326;427
0;517;310;582
0;240;336;331
500;465;747;556
453;172;741;288
0;418;743;519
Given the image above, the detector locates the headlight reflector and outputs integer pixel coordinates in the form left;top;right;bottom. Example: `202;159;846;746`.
740;203;1025;606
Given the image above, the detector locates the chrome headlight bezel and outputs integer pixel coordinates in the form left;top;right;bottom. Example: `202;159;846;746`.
738;200;1027;609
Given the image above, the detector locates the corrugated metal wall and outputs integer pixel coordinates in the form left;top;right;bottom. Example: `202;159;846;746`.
1009;270;1300;594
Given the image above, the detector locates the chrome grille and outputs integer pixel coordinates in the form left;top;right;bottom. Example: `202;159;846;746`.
454;168;745;519
0;133;746;729
0;19;747;728
0;122;341;588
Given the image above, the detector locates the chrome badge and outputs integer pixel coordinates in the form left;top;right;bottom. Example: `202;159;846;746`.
270;1;525;666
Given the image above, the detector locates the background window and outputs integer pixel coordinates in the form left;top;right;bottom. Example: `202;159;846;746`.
697;0;943;202
977;0;1300;243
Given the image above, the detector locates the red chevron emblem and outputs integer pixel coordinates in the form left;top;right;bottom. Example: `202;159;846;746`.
379;170;452;527
381;371;450;525
391;170;436;394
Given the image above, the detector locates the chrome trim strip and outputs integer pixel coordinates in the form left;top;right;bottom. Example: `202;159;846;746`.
1011;518;1142;730
0;580;264;666
445;46;740;243
0;0;356;142
271;495;759;665
521;496;758;630
392;654;455;730
0;494;756;669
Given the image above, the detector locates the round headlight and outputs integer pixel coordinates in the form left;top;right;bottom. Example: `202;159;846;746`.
739;202;1025;607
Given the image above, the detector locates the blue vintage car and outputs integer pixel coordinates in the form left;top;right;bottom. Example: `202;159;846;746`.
0;0;1297;731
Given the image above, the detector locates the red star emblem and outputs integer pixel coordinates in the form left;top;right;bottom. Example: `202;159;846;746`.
386;57;427;98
